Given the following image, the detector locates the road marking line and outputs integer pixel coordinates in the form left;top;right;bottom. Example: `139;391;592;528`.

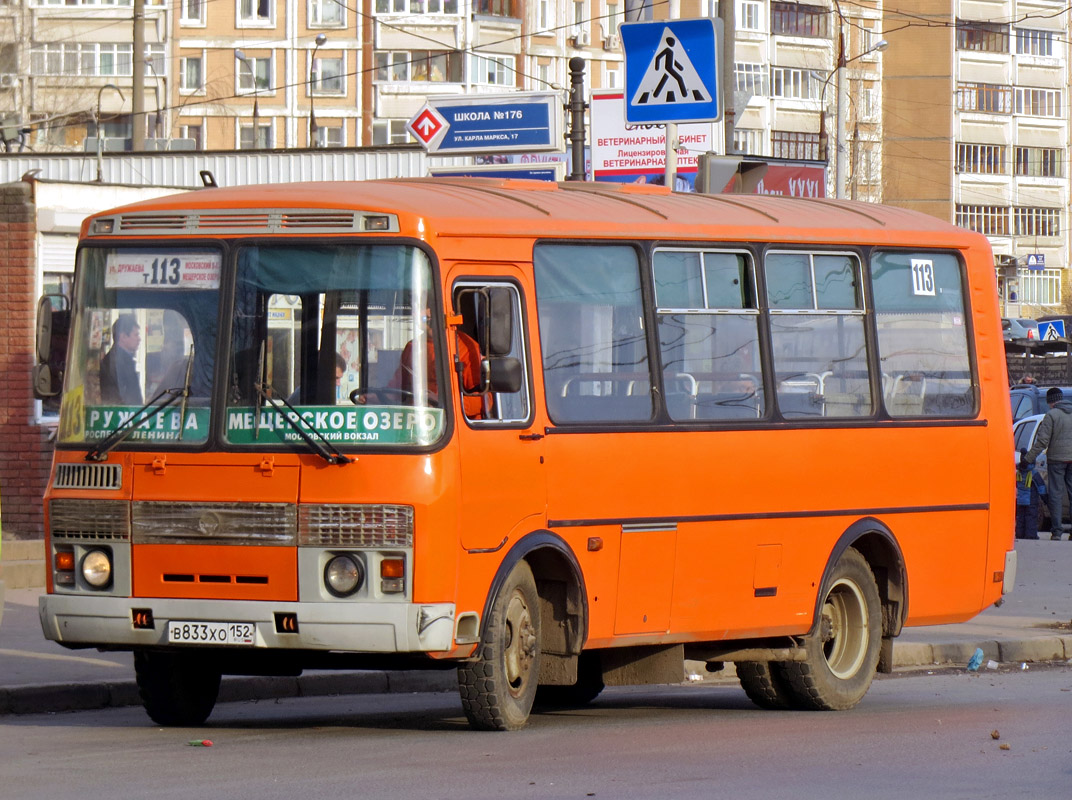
0;648;125;668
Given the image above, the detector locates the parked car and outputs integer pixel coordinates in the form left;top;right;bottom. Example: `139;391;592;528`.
1009;385;1072;422
1002;317;1040;341
1013;412;1069;531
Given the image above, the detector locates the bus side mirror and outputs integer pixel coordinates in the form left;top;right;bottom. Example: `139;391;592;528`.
486;357;522;394
487;288;514;357
33;294;69;399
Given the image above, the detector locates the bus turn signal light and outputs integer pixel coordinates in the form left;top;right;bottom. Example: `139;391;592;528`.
274;612;299;633
381;558;405;594
131;609;155;629
54;549;75;586
55;551;75;571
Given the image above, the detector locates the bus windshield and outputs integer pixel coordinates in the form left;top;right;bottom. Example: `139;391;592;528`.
226;243;445;449
59;246;221;446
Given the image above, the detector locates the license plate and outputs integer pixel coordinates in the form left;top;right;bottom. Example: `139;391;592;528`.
167;620;256;646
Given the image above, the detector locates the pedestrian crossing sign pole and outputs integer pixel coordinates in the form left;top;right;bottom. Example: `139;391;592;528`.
621;18;721;125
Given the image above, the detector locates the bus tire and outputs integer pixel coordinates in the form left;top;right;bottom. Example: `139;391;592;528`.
534;651;604;709
735;661;796;710
458;560;541;731
134;649;221;727
780;548;881;711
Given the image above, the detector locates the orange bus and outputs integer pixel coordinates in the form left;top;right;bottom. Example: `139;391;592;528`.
34;178;1015;730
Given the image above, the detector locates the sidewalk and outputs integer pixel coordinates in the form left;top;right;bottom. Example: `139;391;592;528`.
1;539;1070;715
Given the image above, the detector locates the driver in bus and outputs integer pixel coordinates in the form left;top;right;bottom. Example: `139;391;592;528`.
388;306;486;419
99;314;143;405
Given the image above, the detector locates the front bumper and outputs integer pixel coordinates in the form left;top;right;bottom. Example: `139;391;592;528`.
39;593;456;654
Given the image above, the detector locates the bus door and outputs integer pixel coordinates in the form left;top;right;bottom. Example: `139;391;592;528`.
449;274;545;552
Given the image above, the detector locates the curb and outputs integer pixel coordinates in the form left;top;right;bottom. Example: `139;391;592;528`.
2;637;1070;717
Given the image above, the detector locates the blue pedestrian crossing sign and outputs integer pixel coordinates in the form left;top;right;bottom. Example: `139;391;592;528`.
1040;320;1065;341
621;18;721;125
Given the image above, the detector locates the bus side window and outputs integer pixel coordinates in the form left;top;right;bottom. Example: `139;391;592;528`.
453;282;530;425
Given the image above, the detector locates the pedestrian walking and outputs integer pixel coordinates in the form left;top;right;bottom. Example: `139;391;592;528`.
1016;449;1046;540
1025;387;1072;540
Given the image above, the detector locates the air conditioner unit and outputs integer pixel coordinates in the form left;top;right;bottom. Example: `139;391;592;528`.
0;75;16;89
603;33;621;51
571;29;591;48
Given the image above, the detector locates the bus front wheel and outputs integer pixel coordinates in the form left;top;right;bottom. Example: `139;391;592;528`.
780;548;881;710
458;560;541;731
134;649;221;727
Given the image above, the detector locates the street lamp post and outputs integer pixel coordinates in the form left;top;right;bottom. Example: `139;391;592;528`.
309;34;327;148
144;57;168;148
834;33;888;198
95;83;125;182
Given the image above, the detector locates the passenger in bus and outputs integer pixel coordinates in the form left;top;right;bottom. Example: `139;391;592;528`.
387;308;486;418
99;315;143;405
287;353;346;405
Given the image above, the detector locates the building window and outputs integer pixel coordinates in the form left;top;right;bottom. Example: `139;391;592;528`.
239;0;272;24
471;54;515;86
537;0;550;29
29;43;163;77
1014;207;1060;237
309;0;344;24
955;19;1009;53
771;130;819;160
1015;28;1052;56
374;0;458;12
1014;87;1061;117
956;82;1012;113
181;0;204;24
955;143;1006;174
372;119;410;145
475;0;513;16
1020;269;1061;305
180;56;203;92
1014;146;1062;178
237;55;271;92
375;51;460;82
178;123;202;148
955;204;1009;235
738;0;761;31
314;125;343;147
733;128;764;155
311;56;344;94
239;121;273;149
770;2;826;38
735;62;767;95
771;66;819;100
606;2;622;35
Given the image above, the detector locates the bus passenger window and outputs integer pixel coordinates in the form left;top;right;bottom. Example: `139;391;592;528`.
872;251;974;418
765;252;872;420
452;283;530;424
534;244;654;424
652;249;764;421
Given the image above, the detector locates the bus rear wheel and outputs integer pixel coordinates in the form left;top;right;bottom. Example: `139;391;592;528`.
134;649;221;727
780;548;881;711
458;560;541;731
736;661;796;710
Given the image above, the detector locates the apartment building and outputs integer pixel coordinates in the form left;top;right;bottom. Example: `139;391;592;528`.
883;1;1070;313
730;0;883;200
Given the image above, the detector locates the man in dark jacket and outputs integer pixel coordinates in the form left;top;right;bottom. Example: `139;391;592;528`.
1026;387;1072;540
99;315;143;405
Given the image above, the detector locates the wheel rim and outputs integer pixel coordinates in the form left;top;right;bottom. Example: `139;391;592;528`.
503;590;538;698
819;577;869;679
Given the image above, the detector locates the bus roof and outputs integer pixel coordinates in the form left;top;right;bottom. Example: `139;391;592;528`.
90;177;986;250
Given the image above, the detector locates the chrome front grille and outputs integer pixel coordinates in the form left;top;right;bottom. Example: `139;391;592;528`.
54;463;122;490
299;504;414;548
132;502;297;546
50;499;130;542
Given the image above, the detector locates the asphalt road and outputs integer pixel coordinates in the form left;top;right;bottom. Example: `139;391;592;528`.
2;665;1069;800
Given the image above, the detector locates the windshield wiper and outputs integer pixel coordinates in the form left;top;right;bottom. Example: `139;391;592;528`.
85;388;184;462
253;383;354;466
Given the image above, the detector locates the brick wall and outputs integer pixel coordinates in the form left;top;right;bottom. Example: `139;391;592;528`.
0;181;52;540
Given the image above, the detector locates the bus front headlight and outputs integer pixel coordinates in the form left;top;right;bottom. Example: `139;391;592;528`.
324;554;363;597
81;549;112;589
